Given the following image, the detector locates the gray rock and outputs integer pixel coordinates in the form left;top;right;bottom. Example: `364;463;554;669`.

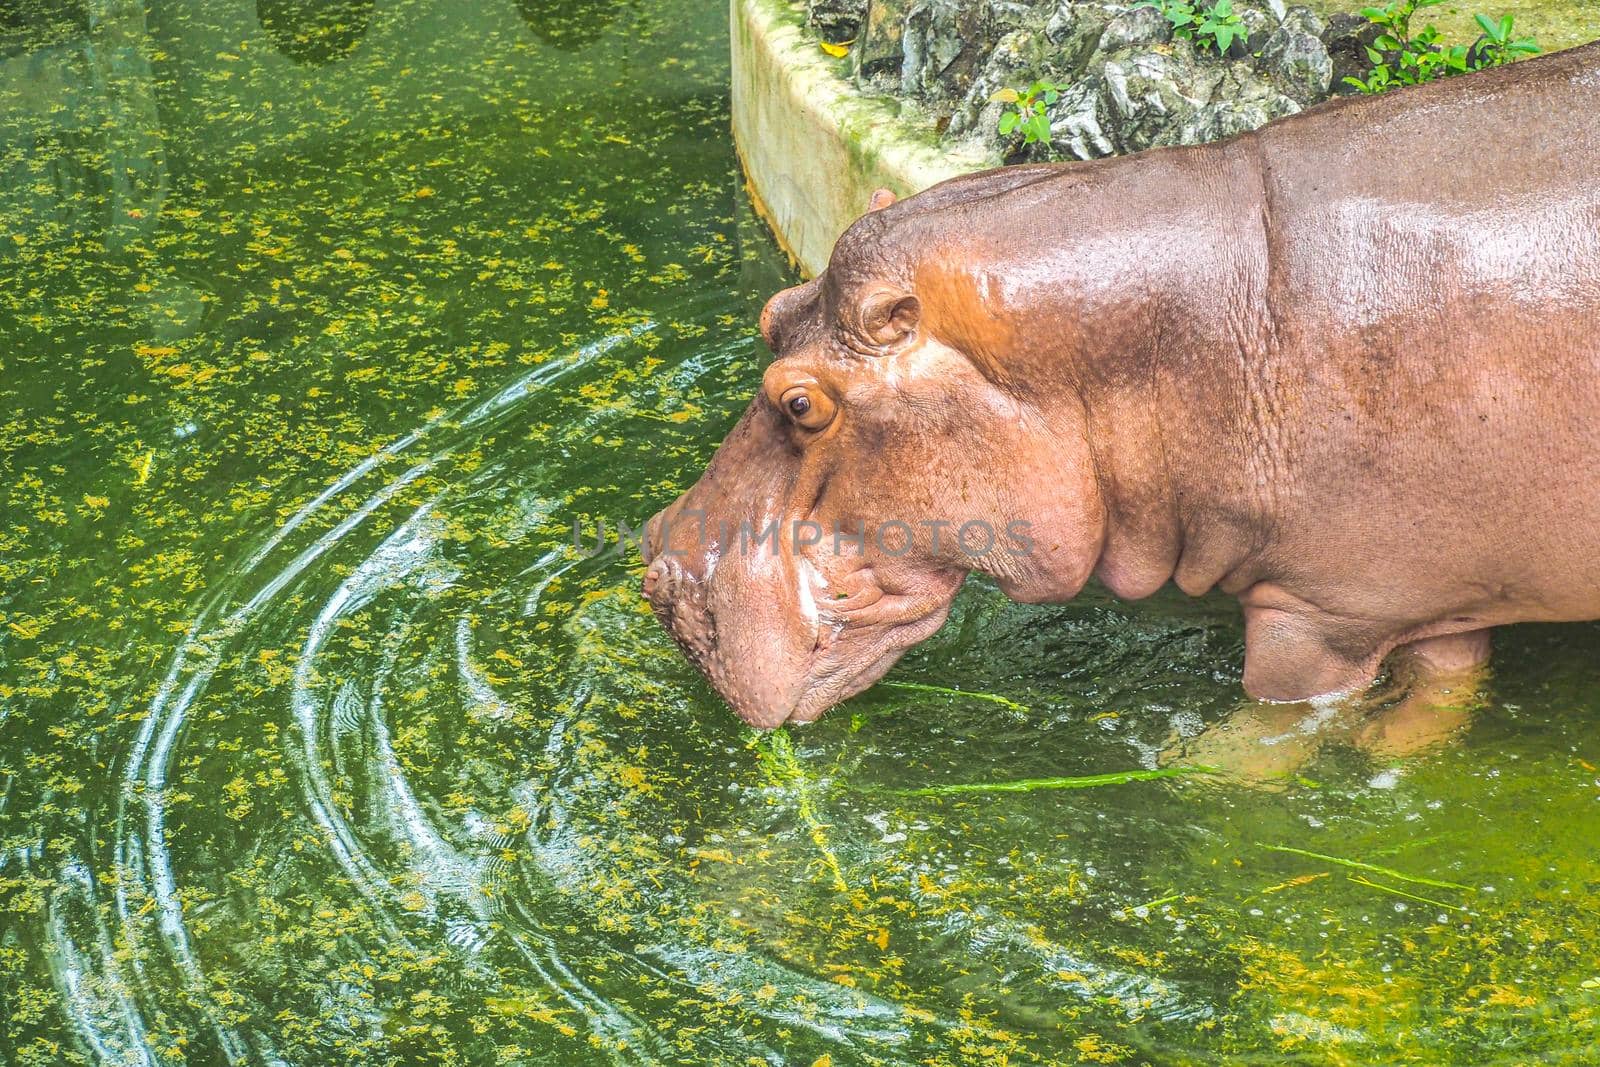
808;0;868;42
853;0;910;81
1322;10;1383;92
1180;62;1300;142
1034;36;1302;158
990;0;1046;35
1230;0;1279;55
1277;4;1323;37
1094;4;1171;54
1260;27;1332;104
1046;76;1116;158
1099;44;1221;149
936;0;1328;158
902;0;994;98
1043;0;1081;42
1044;2;1117;76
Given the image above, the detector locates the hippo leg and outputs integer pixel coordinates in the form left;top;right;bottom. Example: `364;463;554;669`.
1351;630;1491;760
1171;599;1493;781
1391;629;1493;675
1156;589;1381;784
1162;693;1365;787
1170;630;1493;783
1237;586;1384;703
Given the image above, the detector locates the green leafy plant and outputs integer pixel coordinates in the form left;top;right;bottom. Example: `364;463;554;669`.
1471;12;1541;66
992;79;1062;145
1342;0;1460;92
891;765;1217;797
1342;54;1396;93
1137;0;1242;54
1343;0;1539;93
750;730;848;891
1194;0;1245;54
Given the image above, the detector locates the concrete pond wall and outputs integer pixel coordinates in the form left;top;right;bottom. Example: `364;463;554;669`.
730;0;997;277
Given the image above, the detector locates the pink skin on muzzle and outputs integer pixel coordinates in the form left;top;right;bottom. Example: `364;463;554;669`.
640;459;965;729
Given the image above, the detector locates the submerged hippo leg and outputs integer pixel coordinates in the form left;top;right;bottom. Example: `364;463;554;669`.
1393;628;1493;675
1162;693;1365;786
1170;629;1493;783
1352;630;1492;760
1159;590;1378;784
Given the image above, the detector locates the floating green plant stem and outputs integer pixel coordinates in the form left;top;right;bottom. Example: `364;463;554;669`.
879;680;1030;713
1348;874;1468;912
1132;892;1182;911
1366;831;1465;859
890;765;1216;796
751;730;848;892
1256;843;1475;892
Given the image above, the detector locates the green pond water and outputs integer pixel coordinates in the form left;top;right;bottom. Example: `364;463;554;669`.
4;1;1600;1064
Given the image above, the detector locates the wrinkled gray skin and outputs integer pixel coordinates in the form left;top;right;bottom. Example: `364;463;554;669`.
643;43;1600;729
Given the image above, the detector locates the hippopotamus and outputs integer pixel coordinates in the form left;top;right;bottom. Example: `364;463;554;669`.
641;42;1600;730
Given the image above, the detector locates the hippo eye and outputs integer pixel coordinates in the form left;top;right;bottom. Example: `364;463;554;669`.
778;385;835;431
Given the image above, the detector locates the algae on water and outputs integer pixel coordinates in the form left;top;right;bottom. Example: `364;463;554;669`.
3;0;1600;1063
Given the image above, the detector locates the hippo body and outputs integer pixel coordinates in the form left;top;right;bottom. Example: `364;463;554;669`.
644;43;1600;727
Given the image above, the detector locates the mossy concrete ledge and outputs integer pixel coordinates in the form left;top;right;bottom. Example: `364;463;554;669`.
731;0;997;277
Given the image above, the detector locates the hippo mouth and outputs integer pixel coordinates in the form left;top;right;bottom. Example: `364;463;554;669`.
785;577;961;723
642;525;960;727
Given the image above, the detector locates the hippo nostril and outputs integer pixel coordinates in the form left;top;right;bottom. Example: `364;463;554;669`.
642;556;673;604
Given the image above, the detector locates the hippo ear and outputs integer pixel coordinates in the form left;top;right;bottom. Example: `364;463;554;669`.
859;289;920;347
867;188;898;212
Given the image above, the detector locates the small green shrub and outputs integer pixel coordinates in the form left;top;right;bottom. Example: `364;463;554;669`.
1343;0;1539;94
1471;12;1541;66
992;80;1062;145
1136;0;1245;56
1194;0;1246;54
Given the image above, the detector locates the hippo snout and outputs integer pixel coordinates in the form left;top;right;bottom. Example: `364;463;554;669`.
642;550;718;658
641;550;690;622
638;507;690;610
640;552;673;608
637;491;827;728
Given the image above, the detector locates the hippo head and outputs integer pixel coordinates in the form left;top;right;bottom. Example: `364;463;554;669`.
642;189;1107;727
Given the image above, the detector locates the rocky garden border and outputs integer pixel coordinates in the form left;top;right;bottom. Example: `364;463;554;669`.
736;0;1565;273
